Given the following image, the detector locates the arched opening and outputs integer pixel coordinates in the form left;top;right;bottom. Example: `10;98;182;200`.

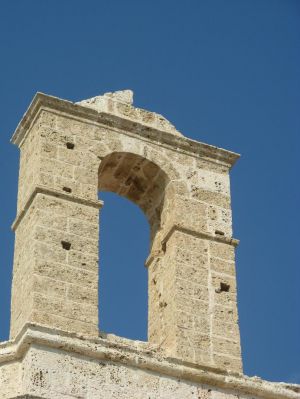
98;192;149;340
98;152;169;341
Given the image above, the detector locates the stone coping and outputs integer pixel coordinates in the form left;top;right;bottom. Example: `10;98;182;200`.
0;324;299;399
11;92;240;168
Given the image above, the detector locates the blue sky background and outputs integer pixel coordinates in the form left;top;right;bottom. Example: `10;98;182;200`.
0;0;299;384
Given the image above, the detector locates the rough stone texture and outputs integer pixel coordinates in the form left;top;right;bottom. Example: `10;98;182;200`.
10;90;241;372
2;90;299;398
76;89;183;137
0;325;299;399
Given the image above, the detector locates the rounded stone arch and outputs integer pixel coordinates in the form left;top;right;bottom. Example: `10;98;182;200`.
90;134;181;182
98;151;170;248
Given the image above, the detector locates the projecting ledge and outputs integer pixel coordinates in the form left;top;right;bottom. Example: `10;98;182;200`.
11;186;103;231
11;92;240;168
0;324;298;399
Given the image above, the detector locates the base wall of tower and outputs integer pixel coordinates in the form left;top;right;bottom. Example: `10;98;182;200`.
0;325;298;399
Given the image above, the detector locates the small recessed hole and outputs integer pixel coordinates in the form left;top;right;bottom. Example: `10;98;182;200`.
61;241;71;250
66;142;75;149
215;230;225;236
63;186;72;193
159;301;167;308
215;282;230;293
220;282;230;292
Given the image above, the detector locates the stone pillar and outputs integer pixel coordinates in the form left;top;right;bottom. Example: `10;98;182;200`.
148;172;242;372
10;110;102;339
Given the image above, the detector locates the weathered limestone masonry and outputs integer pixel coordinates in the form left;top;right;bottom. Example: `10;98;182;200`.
0;90;298;399
10;89;242;370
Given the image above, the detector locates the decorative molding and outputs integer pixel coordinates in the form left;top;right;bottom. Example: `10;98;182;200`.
145;224;239;268
12;186;103;231
11;92;240;168
0;324;298;399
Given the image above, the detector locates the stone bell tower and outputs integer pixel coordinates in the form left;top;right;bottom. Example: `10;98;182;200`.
0;90;298;399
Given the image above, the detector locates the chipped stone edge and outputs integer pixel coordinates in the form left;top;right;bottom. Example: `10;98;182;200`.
11;92;240;168
0;324;298;399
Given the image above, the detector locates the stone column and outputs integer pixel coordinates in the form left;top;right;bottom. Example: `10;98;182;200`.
10;110;102;339
148;174;242;373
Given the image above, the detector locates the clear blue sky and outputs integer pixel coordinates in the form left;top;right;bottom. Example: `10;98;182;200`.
0;0;299;384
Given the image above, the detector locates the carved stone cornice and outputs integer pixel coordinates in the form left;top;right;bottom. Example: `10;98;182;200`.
11;92;240;168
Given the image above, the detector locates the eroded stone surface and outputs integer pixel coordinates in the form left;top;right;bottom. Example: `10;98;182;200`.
9;90;241;373
0;326;299;399
2;90;298;398
77;89;183;136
